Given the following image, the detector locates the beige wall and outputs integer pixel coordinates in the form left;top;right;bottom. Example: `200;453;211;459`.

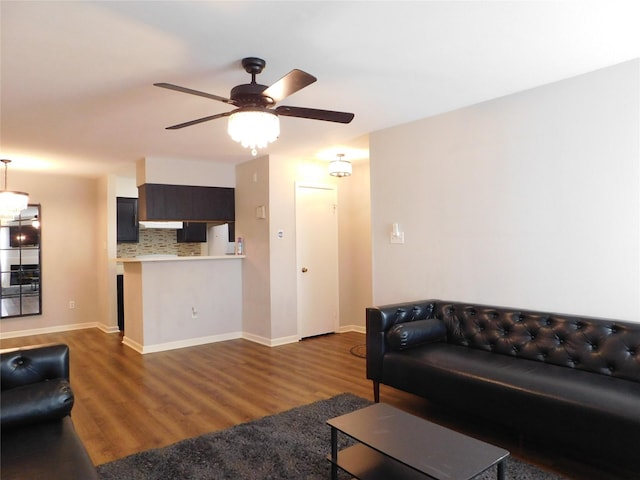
96;174;118;333
237;154;372;344
370;59;640;322
1;132;371;342
236;155;272;342
122;258;243;353
1;170;104;336
268;155;300;341
337;160;372;330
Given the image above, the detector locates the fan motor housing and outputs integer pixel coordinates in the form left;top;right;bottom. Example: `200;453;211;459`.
230;83;274;107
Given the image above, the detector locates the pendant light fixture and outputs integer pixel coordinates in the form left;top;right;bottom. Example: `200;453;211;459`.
0;159;29;224
227;107;280;156
328;153;352;177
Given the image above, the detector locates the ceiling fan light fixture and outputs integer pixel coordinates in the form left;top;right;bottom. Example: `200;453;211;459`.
228;108;280;156
0;159;29;224
328;153;352;177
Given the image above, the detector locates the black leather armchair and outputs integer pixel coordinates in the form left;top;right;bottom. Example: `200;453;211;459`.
1;344;98;480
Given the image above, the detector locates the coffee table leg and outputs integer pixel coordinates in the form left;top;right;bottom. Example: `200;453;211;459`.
497;460;506;480
331;426;338;480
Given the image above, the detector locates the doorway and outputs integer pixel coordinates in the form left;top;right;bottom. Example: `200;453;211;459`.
295;183;339;339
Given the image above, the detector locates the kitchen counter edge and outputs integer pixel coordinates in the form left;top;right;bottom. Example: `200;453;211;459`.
116;255;245;263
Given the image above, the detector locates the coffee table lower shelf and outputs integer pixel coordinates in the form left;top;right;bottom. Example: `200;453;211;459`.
327;443;428;480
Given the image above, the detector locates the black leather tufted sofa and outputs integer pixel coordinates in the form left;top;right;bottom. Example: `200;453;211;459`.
366;299;640;477
0;343;98;480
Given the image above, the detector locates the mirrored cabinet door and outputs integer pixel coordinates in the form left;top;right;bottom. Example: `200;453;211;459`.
1;205;42;318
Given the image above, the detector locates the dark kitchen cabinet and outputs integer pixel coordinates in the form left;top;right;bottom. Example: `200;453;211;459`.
117;274;124;331
177;222;207;243
138;184;235;222
117;197;139;242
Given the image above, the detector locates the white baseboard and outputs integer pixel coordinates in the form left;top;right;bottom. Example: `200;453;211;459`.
0;322;100;340
2;324;364;349
242;327;364;347
121;335;144;353
242;332;299;347
96;323;120;334
338;325;366;334
122;331;244;354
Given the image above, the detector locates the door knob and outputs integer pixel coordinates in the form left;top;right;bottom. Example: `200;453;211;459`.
301;267;308;273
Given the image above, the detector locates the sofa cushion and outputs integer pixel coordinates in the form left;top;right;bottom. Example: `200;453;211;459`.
382;343;640;471
386;319;446;350
1;416;99;480
1;378;74;429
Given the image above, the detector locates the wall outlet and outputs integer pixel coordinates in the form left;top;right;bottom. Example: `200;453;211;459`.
69;300;76;309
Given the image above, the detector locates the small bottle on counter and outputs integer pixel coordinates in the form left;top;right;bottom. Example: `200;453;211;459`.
235;237;244;255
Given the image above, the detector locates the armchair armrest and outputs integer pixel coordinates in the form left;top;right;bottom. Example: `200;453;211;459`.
1;344;70;391
1;378;74;429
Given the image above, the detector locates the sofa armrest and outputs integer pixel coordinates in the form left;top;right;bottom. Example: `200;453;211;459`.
387;319;447;350
1;378;74;429
1;344;70;391
366;300;438;382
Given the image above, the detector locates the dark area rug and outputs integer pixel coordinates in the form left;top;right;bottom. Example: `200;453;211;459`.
97;393;565;479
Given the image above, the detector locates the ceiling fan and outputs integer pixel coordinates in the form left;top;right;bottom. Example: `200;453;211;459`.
155;57;355;155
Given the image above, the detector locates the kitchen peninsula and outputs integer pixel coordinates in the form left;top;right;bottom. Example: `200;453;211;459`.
118;255;244;354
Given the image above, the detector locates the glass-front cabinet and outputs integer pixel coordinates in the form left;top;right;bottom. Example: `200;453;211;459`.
0;205;41;317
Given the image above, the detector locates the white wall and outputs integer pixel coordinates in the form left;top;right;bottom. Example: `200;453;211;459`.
370;59;640;322
137;157;235;187
116;175;138;197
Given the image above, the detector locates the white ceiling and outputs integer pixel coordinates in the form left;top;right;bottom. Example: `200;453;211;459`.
2;1;639;178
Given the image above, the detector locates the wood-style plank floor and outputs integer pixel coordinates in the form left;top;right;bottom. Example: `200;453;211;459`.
0;328;615;478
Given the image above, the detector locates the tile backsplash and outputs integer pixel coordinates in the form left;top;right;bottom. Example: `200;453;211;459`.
117;229;202;257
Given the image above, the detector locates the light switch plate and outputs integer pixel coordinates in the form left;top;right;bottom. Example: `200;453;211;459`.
390;232;405;244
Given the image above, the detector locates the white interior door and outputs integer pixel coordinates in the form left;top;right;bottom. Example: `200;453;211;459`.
296;183;339;339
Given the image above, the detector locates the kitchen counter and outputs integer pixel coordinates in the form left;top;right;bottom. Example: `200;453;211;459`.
118;255;244;262
118;254;244;354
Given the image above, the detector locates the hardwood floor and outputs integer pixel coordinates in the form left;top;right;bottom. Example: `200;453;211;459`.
0;328;620;478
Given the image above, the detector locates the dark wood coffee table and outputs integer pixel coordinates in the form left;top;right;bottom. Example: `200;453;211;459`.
327;403;509;480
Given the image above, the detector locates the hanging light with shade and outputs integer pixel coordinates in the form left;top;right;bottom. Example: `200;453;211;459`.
328;153;352;177
0;159;29;224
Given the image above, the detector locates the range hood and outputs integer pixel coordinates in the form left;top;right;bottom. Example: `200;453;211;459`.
138;221;183;229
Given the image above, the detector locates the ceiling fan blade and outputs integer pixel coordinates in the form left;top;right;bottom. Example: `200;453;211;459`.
275;106;354;124
165;111;232;130
154;83;234;105
263;70;317;103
